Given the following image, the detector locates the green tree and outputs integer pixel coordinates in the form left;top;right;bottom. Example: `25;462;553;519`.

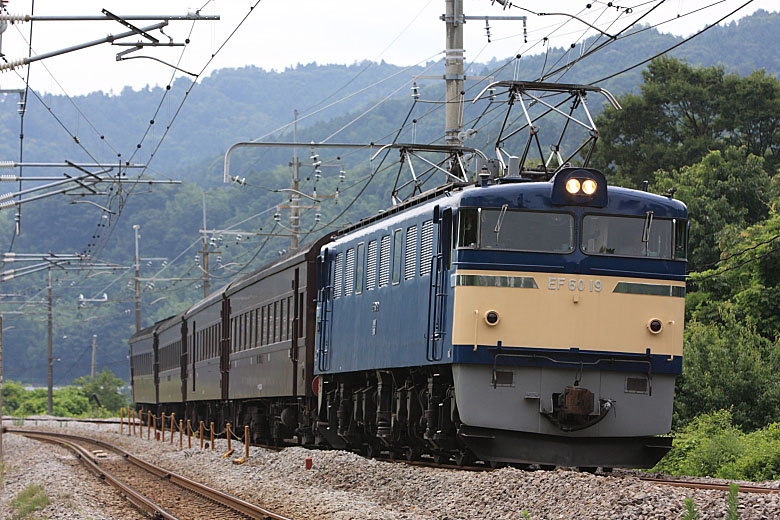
653;147;775;272
592;57;726;186
73;369;128;413
675;313;780;430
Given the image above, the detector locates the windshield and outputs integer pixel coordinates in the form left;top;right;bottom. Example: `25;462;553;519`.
458;208;574;253
582;215;674;258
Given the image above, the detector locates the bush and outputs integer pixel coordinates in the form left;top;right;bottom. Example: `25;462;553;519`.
654;410;780;481
674;312;780;430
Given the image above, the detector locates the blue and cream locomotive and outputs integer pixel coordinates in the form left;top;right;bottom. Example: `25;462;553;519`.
131;166;687;468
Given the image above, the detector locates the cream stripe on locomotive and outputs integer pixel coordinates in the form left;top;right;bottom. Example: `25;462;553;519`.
450;269;685;357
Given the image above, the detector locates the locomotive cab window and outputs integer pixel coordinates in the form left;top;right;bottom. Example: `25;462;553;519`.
457;208;573;253
582;215;675;259
674;219;688;260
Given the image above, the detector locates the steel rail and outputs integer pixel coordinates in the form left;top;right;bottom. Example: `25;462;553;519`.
19;431;177;519
8;428;291;520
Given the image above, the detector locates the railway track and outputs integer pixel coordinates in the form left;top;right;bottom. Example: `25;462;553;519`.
7;428;290;520
366;450;780;494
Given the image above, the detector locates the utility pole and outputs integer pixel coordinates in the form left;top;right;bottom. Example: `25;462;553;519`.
289;109;300;252
444;0;465;144
133;224;141;332
90;334;97;378
47;267;53;414
200;191;210;298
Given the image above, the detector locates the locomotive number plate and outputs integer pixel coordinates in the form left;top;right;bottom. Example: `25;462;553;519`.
547;277;602;292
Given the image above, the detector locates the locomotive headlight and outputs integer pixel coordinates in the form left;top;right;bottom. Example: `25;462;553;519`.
647;318;663;334
485;310;500;326
582;179;597;195
565;178;581;194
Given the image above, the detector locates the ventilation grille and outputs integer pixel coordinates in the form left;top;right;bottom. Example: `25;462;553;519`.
366;240;377;290
405;225;418;280
379;235;391;287
333;252;343;298
420;220;433;276
344;248;355;296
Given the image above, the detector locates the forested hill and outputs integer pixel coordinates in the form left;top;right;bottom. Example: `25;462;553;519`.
0;10;779;185
4;8;780;388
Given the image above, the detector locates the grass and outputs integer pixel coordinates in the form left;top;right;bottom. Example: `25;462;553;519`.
7;484;50;520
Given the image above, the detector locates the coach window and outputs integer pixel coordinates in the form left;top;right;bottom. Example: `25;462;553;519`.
286;296;292;339
392;228;403;285
279;298;287;341
260;307;266;346
355;242;365;294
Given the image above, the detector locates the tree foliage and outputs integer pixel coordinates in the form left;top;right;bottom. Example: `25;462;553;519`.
592;57;780;187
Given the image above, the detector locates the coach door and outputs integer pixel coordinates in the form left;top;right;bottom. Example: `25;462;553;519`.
290;268;300;396
180;320;188;403
427;206;451;361
220;295;231;401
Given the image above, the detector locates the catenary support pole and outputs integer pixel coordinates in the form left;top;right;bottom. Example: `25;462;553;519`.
47;268;53;414
133;224;141;332
444;0;465;144
90;334;97;378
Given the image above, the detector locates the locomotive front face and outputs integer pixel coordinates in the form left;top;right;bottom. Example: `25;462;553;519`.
448;169;688;466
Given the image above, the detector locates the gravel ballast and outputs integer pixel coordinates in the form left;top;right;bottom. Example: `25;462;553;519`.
3;417;779;519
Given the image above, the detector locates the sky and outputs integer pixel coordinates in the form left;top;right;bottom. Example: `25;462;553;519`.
0;0;775;96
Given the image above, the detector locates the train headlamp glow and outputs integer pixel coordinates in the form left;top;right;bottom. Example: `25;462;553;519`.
565;178;581;194
582;179;598;195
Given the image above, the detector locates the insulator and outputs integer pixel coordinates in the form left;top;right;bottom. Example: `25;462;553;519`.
339;169;346;181
411;82;419;100
274;211;280;222
315;168;322;180
335;188;339;200
0;193;15;202
236;234;242;242
0;162;16;169
217;256;222;263
310;152;319;161
0;58;27;72
312;160;322;168
0;14;32;22
315;213;321;223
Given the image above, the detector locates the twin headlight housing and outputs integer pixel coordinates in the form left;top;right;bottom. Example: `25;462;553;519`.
565;178;598;196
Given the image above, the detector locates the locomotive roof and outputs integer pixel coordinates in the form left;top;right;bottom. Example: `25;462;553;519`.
330;178;687;245
458;182;688;218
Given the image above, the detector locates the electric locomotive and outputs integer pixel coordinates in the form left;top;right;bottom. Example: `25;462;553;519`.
313;166;687;468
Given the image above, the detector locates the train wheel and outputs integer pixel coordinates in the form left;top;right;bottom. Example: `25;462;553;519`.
405;446;422;462
578;466;597;473
539;464;556;471
433;453;449;464
365;442;381;459
454;450;473;467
